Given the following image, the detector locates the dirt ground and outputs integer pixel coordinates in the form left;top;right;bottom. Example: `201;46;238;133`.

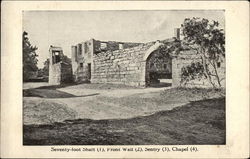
23;82;50;89
23;83;177;124
23;82;225;145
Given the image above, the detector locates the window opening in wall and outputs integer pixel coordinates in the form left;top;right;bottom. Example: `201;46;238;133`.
80;63;83;68
100;42;107;50
163;64;167;69
84;42;88;53
87;63;91;80
119;43;124;50
53;51;61;64
74;46;77;60
217;62;221;68
78;44;82;55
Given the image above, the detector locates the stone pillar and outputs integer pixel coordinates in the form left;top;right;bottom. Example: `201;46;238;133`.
171;58;181;87
139;61;147;87
174;28;180;40
90;39;95;83
48;46;63;85
71;45;78;82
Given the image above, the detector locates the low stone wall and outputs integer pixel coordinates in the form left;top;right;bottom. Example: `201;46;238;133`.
91;42;155;87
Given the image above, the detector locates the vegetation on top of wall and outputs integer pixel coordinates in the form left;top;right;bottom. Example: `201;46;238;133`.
159;39;182;57
180;17;225;88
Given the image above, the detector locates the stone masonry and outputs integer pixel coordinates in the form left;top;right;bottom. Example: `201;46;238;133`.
92;42;153;87
172;49;225;87
70;28;225;88
91;41;173;87
49;46;72;85
71;39;142;83
71;37;174;87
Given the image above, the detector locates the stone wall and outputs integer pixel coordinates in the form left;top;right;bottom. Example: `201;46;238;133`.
71;39;94;82
72;37;225;88
72;39;142;83
49;46;73;85
93;40;142;53
71;45;78;81
49;46;63;85
172;50;225;88
49;63;61;85
91;42;155;87
60;63;73;83
49;63;73;85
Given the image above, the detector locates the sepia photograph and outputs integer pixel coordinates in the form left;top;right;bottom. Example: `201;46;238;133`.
22;10;226;145
1;0;250;158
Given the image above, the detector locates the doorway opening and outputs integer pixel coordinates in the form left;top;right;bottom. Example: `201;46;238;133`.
87;63;91;81
145;50;172;88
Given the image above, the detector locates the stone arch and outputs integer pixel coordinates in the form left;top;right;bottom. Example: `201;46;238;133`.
143;41;163;61
144;42;172;87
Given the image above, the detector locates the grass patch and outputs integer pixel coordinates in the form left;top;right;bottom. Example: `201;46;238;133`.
23;100;77;125
161;87;225;101
23;97;225;145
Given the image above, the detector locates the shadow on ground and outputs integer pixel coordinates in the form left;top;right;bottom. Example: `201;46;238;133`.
23;97;225;145
30;83;80;90
149;82;172;88
23;88;99;98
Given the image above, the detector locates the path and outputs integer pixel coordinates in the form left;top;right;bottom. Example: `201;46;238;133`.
23;82;188;125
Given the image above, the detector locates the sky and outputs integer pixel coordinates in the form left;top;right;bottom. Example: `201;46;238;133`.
23;10;224;68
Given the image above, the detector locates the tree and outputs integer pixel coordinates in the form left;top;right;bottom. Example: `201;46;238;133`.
180;17;225;87
42;58;50;76
23;31;38;81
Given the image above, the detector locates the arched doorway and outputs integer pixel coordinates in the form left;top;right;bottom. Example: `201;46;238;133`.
145;47;172;87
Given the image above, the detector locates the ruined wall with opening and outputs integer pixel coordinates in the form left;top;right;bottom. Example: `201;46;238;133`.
49;46;72;85
71;40;94;82
146;50;172;85
72;39;142;83
71;36;225;88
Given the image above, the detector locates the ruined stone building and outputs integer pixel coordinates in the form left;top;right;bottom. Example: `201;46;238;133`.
71;38;173;87
63;28;225;88
71;39;142;83
70;28;225;87
49;46;72;85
